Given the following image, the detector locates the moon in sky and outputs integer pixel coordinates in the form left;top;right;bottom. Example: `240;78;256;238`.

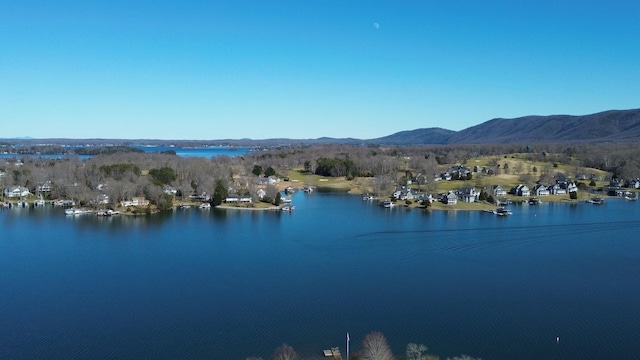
373;22;380;29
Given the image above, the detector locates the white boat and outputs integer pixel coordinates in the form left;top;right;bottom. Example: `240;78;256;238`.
587;197;605;205
199;203;211;209
97;209;120;216
491;207;512;216
362;194;375;201
381;200;394;208
65;208;84;215
34;199;46;206
625;192;637;201
280;204;295;212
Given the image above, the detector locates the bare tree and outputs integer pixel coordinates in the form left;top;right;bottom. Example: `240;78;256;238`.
272;343;298;360
360;332;394;360
406;343;427;360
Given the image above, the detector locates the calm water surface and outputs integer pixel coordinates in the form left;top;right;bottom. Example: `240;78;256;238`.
1;194;639;359
0;146;250;160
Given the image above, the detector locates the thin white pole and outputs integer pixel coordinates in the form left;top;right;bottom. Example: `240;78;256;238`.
346;332;349;360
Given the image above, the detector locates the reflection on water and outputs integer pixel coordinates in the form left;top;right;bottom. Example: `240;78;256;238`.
1;195;639;359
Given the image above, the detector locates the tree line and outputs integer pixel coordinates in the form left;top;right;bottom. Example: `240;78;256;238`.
248;331;479;360
2;142;640;208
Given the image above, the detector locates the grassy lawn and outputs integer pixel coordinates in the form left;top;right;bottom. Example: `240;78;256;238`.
278;153;613;210
282;170;374;194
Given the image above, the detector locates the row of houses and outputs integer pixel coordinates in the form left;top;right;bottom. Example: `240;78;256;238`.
438;180;581;206
508;182;578;197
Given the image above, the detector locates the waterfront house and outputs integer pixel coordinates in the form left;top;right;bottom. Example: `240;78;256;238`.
225;194;252;203
550;184;567;195
566;182;578;193
256;189;266;200
393;186;417;201
609;178;623;188
629;178;640;189
4;185;31;198
512;184;530;197
37;181;52;192
458;186;479;203
444;191;458;205
120;197;150;207
533;184;550;196
492;185;507;197
189;192;209;202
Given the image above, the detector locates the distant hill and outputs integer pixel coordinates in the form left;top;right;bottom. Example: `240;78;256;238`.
446;108;640;144
367;108;640;145
366;127;455;145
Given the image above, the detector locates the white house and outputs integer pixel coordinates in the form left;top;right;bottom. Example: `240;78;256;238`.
513;184;530;197
459;187;479;203
4;185;31;198
492;185;507;197
37;181;53;192
445;191;458;205
225;195;253;203
550;184;566;195
120;197;150;207
267;176;280;185
534;184;550;196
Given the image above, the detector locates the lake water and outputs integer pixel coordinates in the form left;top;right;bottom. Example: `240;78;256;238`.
132;146;251;158
1;194;640;359
0;146;251;160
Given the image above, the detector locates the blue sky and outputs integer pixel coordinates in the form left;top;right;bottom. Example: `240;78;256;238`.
1;1;639;140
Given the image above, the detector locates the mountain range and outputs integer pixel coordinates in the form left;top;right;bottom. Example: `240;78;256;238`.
369;108;640;145
4;108;640;146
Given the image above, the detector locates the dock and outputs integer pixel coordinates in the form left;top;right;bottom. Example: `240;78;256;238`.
322;347;342;359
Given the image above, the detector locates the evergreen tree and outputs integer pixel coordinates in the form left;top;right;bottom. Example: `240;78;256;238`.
212;180;228;206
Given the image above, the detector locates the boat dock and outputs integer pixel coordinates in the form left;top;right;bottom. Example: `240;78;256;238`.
322;347;342;359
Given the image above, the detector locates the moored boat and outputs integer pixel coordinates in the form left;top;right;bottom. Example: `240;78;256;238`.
492;207;512;216
280;204;295;212
587;197;605;204
381;200;394;208
65;208;85;215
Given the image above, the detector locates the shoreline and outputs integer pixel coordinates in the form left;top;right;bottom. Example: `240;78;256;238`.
215;205;280;211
